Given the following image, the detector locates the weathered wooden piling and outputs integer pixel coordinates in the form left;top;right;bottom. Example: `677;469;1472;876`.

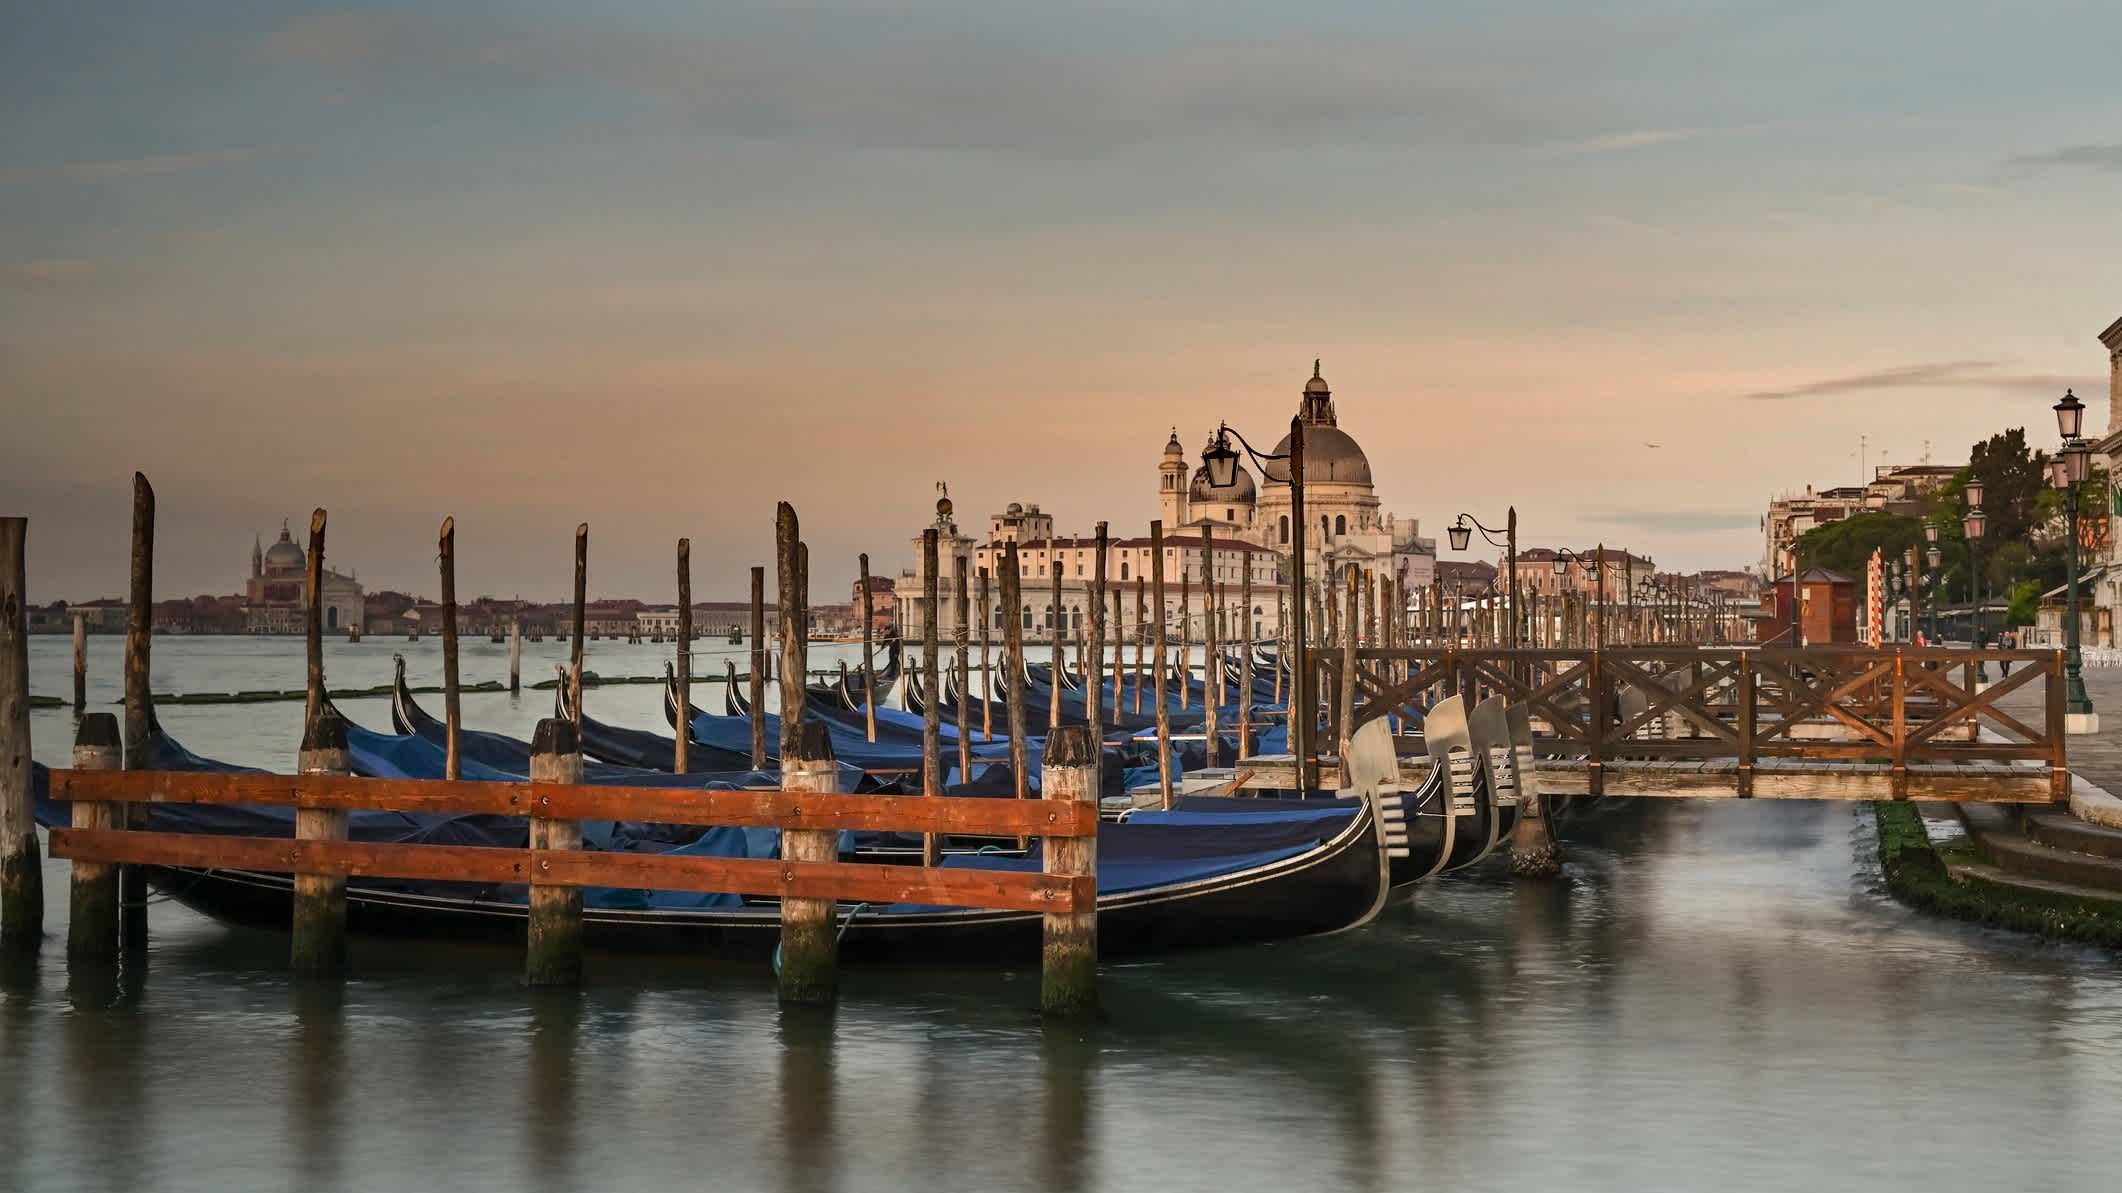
778;505;808;766
1150;520;1172;807
526;718;584;985
1238;555;1254;757
72;613;86;713
977;568;993;742
1088;522;1107;749
121;473;153;951
1132;577;1146;715
439;518;462;781
749;566;767;769
1002;543;1029;801
569;524;587;724
919;528;941;865
777;721;840;1004
860;553;878;743
676;539;692;772
65;713;122;957
509;618;522;695
0;516;41;948
1199;526;1219;767
1048;536;1064;730
954;563;972;784
1178;565;1191;712
1041;724;1099;1019
303;510;327;725
291;708;353;972
1337;568;1361;758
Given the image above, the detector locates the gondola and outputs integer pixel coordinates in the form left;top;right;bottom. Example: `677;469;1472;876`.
35;711;1393;960
124;787;1392;960
561;668;785;774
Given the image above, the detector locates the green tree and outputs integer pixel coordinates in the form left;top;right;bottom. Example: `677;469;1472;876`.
1966;427;2049;546
1794;511;1922;580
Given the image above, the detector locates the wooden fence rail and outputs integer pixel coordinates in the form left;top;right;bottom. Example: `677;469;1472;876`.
1310;646;2066;800
45;718;1103;1012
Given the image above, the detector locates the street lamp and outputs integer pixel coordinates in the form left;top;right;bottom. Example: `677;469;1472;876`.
1206;417;1312;781
1447;511;1520;649
2053;388;2096;730
1964;480;1987;684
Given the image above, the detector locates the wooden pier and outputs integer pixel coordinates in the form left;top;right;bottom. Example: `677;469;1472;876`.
1229;645;2070;804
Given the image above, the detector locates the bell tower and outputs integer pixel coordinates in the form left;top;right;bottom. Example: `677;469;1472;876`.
1159;429;1189;527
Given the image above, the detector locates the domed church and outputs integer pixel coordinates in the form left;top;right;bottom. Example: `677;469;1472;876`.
242;522;366;634
1160;361;1429;588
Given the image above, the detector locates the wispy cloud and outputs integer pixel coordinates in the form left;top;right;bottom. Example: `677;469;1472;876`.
1554;128;1711;154
6;259;102;286
0;146;271;186
268;11;1581;155
1737;361;2090;401
2006;142;2122;172
1594;510;1760;533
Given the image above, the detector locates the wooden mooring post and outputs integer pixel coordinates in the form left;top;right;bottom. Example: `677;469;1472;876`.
1133;577;1146;715
1200;525;1218;767
777;721;840;1004
509;618;522;696
569;524;587;726
1048;536;1063;730
676;539;692;773
1041;724;1099;1019
978;567;993;742
955;563;972;785
1089;522;1107;749
440;517;461;781
1002;542;1028;801
65;713;121;956
291;708;353;971
919;528;941;865
749;566;767;769
1150;520;1172;808
860;552;878;743
72;612;86;713
121;473;153;952
526;718;585;985
1;516;42;949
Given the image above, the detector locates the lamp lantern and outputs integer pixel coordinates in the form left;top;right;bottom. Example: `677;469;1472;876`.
2055;388;2086;440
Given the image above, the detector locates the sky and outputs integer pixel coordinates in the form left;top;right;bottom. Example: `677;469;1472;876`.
4;2;2120;603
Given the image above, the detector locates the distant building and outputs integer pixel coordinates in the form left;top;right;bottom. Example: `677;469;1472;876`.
1761;465;1959;577
2087;313;2122;647
65;598;128;633
243;523;363;634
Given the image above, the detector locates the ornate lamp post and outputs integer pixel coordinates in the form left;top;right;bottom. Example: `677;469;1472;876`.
1206;416;1313;780
2053;388;2097;730
1447;510;1519;649
1964;480;1987;685
1924;523;1942;644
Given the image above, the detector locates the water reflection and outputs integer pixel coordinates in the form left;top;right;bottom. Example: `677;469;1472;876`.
7;795;2122;1192
776;1004;838;1193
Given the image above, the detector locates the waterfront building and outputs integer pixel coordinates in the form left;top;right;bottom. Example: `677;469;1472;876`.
2085;313;2122;648
242;524;364;635
895;363;1440;643
1760;464;1959;576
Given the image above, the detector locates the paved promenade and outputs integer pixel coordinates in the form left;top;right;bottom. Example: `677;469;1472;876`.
1994;661;2122;797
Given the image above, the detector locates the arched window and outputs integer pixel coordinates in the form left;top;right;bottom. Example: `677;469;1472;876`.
1044;605;1055;629
994;607;1006;630
1335;515;1346;535
326;607;338;630
1071;609;1083;629
1279;515;1289;544
1022;605;1033;629
1120;561;1130;580
1321;515;1330;538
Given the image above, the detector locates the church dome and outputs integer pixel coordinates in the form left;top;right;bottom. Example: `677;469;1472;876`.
263;526;305;571
1262;425;1371;485
1191;460;1255;504
1163;429;1185;458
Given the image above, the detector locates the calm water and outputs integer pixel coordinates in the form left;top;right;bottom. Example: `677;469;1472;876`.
5;640;2122;1192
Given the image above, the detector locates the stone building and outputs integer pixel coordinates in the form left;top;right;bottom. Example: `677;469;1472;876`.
2085;314;2122;647
243;523;363;634
1760;464;1960;576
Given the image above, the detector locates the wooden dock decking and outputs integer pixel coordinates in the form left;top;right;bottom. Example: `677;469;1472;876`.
1213;754;2057;803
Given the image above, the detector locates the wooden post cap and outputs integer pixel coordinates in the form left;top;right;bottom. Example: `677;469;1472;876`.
1046;724;1097;768
789;720;836;764
530;717;581;757
73;712;122;750
300;709;349;752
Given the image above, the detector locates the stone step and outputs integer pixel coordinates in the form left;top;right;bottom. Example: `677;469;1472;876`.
1942;858;2122;911
1958;804;2122;892
2022;808;2122;859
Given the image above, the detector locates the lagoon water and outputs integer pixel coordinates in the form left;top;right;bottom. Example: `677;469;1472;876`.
5;638;2122;1192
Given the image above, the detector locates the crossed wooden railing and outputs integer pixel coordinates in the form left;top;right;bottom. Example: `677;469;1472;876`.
1314;647;2065;798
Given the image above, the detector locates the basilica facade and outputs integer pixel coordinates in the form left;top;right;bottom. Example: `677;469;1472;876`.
243;523;365;634
1159;362;1434;593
